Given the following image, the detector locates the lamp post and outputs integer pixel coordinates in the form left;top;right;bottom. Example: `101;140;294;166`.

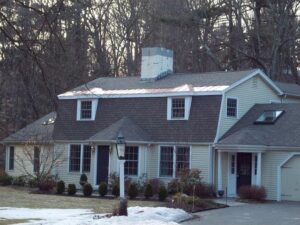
116;131;126;198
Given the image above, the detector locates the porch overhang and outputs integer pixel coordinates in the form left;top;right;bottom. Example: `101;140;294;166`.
214;144;266;152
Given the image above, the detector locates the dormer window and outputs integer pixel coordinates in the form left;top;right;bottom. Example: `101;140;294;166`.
172;98;185;118
76;99;98;121
81;101;92;119
167;97;192;120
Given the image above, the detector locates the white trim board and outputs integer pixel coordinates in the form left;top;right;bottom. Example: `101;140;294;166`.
276;152;300;201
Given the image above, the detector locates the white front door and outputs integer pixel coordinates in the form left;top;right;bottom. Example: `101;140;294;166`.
227;153;237;197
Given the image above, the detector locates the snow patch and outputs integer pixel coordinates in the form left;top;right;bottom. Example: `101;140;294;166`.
0;206;191;225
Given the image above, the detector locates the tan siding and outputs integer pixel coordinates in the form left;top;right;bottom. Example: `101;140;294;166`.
6;145;54;178
190;145;210;183
261;151;291;200
219;76;281;138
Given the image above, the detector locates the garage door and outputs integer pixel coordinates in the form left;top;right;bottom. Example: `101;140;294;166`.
281;155;300;201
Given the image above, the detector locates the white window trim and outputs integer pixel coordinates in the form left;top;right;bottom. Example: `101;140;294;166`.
167;96;192;120
226;97;238;118
158;145;191;178
76;99;98;121
6;146;14;171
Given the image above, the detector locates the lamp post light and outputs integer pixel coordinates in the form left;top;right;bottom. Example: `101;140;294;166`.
116;131;126;198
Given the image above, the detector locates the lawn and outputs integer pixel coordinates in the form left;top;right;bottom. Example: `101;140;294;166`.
0;186;165;213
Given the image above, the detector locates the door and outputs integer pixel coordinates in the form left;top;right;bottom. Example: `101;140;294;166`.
228;153;237;197
237;153;252;191
97;145;109;185
281;156;300;201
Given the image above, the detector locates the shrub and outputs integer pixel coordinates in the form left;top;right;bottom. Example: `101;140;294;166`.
38;180;56;192
158;185;168;201
56;180;65;194
178;168;202;193
148;178;161;194
125;178;131;193
80;174;88;186
238;185;266;201
112;184;120;197
28;178;38;188
83;183;93;196
68;184;77;195
12;175;27;186
99;182;108;197
128;182;139;199
0;170;12;186
167;179;181;195
184;183;215;198
172;192;213;212
113;198;128;216
109;172;119;187
144;183;153;199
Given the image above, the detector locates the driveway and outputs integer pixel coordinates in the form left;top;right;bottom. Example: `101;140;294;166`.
182;201;300;225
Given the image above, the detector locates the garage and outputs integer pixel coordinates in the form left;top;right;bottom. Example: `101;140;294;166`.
281;155;300;201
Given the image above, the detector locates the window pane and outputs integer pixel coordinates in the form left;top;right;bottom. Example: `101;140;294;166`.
160;146;174;176
81;101;92;119
34;147;40;173
176;146;190;176
9;146;14;170
83;145;91;172
171;98;185;118
125;146;138;176
69;145;81;172
227;98;237;117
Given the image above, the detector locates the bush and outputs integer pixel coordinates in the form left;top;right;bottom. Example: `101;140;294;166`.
158;185;168;201
0;170;12;186
144;183;154;199
128;182;139;199
112;184;120;197
148;178;161;194
68;184;77;195
28;178;38;188
167;179;181;195
125;178;131;193
56;180;65;194
80;174;88;186
99;182;108;197
184;183;215;198
83;183;93;196
238;185;266;201
113;198;128;216
12;175;27;186
38;180;56;192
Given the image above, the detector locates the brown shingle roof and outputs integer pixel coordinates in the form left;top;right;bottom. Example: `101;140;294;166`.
2;112;56;143
218;104;300;147
53;96;222;143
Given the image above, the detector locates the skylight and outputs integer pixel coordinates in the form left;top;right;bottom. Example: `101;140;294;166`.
254;110;284;124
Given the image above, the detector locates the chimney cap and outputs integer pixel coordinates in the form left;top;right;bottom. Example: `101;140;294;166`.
142;47;173;58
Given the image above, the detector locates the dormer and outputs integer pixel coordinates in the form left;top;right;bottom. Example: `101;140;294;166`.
76;99;98;121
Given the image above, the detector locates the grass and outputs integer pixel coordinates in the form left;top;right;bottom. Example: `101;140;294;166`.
0;219;33;225
0;186;166;213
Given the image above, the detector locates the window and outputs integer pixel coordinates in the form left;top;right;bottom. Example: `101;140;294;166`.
254;155;258;175
160;146;174;177
8;146;14;170
80;101;92;119
34;147;40;173
69;145;81;172
227;98;237;117
83;145;91;172
171;98;185;118
176;146;190;175
231;155;235;174
160;146;190;177
254;110;284;124
125;146;139;176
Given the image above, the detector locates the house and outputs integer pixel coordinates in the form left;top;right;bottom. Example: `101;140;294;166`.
2;47;300;201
